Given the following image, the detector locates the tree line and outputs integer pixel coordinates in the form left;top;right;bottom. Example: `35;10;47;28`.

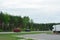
0;11;33;31
0;11;59;32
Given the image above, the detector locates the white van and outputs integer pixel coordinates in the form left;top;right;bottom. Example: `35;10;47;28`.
52;25;60;33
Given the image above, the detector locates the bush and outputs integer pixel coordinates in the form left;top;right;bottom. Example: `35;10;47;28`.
0;29;3;32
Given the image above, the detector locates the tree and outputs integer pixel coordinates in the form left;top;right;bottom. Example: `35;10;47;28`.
2;13;10;31
0;11;4;31
23;16;30;29
17;16;23;28
29;19;34;30
14;16;23;28
9;15;15;31
0;12;10;31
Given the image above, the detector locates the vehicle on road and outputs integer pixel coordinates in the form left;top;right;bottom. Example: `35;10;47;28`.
52;25;60;33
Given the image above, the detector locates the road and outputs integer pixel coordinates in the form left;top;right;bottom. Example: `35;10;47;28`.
17;34;60;40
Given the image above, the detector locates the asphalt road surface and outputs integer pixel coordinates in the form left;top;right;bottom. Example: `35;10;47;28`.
17;34;60;40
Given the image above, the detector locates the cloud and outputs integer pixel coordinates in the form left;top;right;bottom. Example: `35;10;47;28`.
0;0;60;8
0;0;60;23
0;0;47;8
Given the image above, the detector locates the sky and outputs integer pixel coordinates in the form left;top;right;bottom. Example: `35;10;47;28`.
0;0;60;23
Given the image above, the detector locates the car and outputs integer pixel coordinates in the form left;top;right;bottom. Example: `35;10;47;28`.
25;29;31;32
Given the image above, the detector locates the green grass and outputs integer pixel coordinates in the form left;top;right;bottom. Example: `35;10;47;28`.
0;34;17;40
12;31;53;35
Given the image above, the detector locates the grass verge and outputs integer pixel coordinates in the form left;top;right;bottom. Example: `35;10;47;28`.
0;34;17;40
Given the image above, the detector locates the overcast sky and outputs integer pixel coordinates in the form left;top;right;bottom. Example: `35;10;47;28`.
0;0;60;23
